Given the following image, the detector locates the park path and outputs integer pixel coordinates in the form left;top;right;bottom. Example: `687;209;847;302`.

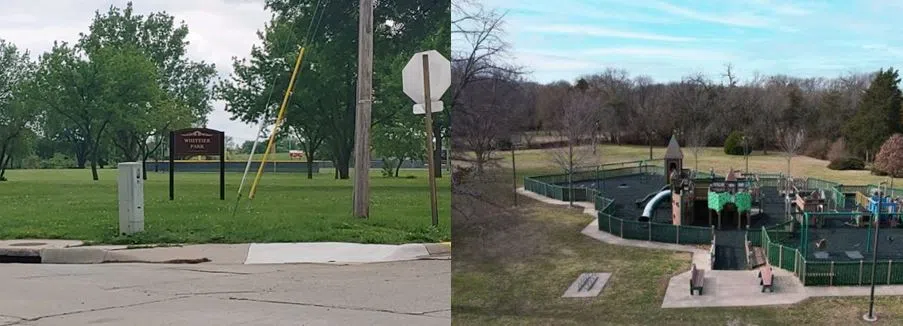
519;187;903;309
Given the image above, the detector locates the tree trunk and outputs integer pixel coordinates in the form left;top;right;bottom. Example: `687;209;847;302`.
142;157;148;180
0;142;8;174
648;135;653;160
474;149;485;174
306;154;314;180
75;146;87;169
336;157;350;179
592;128;597;154
395;158;403;177
694;153;699;172
90;156;99;181
433;128;443;178
0;154;10;180
333;160;338;179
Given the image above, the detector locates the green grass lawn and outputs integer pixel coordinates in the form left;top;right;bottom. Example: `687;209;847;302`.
0;168;450;245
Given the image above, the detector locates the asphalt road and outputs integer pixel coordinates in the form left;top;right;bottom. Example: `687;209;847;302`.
0;260;450;326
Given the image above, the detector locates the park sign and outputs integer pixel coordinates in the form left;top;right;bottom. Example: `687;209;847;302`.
169;128;226;201
173;128;223;157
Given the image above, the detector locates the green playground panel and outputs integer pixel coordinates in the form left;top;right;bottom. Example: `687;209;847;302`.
707;191;752;212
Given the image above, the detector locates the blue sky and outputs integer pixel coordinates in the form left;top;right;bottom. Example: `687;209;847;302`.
469;0;903;84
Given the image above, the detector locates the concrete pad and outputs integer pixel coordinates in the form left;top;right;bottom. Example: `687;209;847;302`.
104;244;250;264
562;273;610;298
244;242;429;264
40;248;108;264
25;296;448;326
661;269;809;308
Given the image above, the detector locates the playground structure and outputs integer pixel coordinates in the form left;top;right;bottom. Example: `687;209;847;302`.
523;135;903;286
637;136;762;231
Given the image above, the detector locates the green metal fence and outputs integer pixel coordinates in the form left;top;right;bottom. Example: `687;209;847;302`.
525;163;712;245
758;224;903;286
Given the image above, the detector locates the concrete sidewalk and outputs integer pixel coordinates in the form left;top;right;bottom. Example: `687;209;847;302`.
0;240;451;265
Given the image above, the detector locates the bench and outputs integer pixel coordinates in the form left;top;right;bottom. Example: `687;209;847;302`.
758;265;775;292
690;264;705;295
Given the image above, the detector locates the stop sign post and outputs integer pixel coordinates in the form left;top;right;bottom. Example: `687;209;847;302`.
402;50;451;227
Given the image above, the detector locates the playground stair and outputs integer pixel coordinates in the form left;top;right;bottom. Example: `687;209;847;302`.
713;231;746;270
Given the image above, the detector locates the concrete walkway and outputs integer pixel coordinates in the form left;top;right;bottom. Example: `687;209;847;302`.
0;240;450;265
519;187;903;309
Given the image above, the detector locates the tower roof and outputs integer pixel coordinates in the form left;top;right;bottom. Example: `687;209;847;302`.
726;170;737;182
664;135;683;159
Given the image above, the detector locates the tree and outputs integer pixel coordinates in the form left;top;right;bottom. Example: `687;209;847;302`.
586;69;632;144
0;39;36;179
874;134;903;178
34;43;161;180
452;68;522;174
222;0;448;179
78;2;216;178
451;0;523;171
549;90;598;206
685;125;709;172
372;118;424;177
629;76;669;159
844;68;902;158
776;127;806;184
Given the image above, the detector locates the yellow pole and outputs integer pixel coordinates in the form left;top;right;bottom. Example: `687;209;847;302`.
248;47;306;200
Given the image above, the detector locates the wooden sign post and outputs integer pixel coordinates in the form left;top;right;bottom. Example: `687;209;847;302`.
169;128;226;200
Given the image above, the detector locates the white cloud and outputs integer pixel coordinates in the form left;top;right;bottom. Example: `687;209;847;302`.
746;0;811;16
0;0;271;142
643;1;772;28
515;52;597;71
523;24;696;42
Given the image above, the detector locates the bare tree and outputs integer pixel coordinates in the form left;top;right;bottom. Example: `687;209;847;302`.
451;0;519;109
629;75;670;159
548;90;598;206
685;125;709;172
585;69;632;145
452;67;524;174
777;127;807;181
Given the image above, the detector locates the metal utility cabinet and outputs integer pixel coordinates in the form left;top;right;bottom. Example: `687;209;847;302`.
118;162;145;235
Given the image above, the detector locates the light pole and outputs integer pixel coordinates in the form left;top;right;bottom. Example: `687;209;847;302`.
865;181;887;322
743;136;749;175
511;137;518;207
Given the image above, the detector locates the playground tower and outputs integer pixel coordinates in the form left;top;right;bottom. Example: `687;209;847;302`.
664;135;683;185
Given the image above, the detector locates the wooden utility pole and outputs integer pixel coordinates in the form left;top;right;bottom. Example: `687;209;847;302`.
353;0;373;218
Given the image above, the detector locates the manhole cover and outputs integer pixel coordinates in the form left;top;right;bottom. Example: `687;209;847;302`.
8;242;47;247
